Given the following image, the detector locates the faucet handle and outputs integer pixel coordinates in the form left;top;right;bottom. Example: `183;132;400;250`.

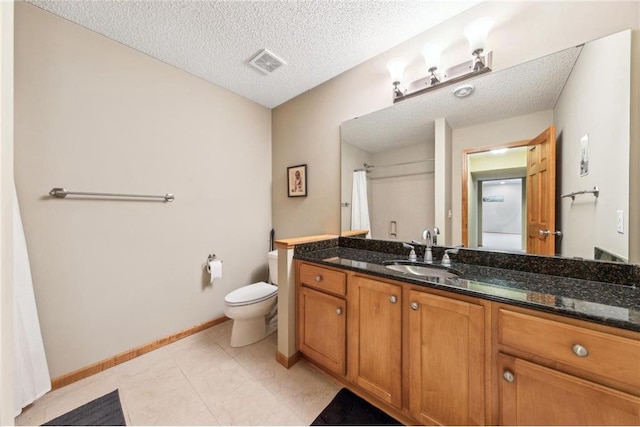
403;243;417;262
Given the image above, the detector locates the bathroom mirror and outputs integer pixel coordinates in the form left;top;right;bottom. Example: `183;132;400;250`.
340;30;631;262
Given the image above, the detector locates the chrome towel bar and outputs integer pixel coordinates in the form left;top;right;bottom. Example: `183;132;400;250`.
561;186;599;201
49;187;174;202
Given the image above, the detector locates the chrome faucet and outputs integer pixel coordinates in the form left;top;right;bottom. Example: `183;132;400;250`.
422;229;433;263
432;227;440;246
441;245;463;266
422;229;432;246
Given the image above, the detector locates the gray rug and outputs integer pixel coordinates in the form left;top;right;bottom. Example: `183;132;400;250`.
311;388;402;426
42;390;126;426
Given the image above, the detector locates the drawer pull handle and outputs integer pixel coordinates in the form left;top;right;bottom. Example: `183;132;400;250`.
503;370;515;383
336;308;343;315
572;344;589;357
389;295;397;304
410;302;419;311
315;275;323;282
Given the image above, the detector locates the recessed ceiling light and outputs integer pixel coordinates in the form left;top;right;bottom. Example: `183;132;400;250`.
453;84;474;98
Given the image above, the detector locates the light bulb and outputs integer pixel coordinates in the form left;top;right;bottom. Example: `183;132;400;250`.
464;17;494;54
421;43;444;72
386;57;407;84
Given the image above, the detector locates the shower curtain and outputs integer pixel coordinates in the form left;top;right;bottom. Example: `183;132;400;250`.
351;171;371;238
13;183;50;416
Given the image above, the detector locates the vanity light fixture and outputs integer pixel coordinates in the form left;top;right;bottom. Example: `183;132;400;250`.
387;16;494;103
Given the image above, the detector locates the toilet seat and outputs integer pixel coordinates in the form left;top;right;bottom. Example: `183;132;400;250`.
225;282;277;307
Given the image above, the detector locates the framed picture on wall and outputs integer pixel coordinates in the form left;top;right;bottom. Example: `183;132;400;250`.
287;164;307;197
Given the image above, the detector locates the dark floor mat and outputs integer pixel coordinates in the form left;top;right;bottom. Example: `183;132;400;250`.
42;389;126;426
311;388;403;426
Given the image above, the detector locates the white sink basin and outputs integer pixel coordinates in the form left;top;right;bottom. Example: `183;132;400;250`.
383;261;460;279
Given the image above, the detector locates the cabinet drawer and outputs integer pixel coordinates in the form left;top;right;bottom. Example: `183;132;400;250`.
498;309;640;390
299;263;346;296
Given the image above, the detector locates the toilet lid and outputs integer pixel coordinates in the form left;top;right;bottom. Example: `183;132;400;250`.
225;282;277;306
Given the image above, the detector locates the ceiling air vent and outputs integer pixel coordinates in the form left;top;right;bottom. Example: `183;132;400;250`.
249;49;286;74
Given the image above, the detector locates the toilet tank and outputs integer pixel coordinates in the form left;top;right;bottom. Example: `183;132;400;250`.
268;250;278;285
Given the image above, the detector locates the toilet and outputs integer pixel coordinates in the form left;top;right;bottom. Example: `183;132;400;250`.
224;250;278;347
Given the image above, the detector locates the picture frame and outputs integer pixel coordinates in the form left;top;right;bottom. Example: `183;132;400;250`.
287;164;307;197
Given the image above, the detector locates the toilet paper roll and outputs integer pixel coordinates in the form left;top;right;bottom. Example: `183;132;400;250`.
207;259;222;284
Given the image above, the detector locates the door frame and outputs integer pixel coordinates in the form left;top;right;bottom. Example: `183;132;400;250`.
462;140;529;248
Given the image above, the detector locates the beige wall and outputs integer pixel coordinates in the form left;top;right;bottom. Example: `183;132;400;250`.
14;3;272;377
631;31;640;263
1;1;14;423
272;1;640;264
370;143;434;241
555;30;630;260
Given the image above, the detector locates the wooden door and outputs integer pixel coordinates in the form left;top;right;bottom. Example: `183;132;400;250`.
498;353;640;425
408;290;485;425
526;126;556;255
298;286;346;376
348;276;402;408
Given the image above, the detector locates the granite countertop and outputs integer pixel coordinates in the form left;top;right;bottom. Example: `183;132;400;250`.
294;242;640;332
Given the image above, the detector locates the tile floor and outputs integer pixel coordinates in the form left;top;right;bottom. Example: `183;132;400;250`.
16;320;341;426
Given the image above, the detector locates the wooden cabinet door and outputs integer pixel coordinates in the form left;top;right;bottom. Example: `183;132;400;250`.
408;290;485;425
348;276;402;408
298;286;346;376
526;125;556;255
498;353;640;425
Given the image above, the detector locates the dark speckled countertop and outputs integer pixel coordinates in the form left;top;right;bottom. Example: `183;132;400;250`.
294;238;640;332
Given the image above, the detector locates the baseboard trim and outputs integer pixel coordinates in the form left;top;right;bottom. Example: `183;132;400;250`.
276;350;301;369
51;316;229;390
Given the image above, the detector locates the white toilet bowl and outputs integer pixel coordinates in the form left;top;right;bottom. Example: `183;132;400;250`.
224;250;278;347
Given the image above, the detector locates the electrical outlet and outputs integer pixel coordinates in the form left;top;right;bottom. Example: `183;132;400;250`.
617;210;624;234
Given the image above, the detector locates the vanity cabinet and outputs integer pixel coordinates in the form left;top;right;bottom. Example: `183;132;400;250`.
295;260;640;426
297;263;347;376
347;275;402;409
408;290;486;425
495;306;640;425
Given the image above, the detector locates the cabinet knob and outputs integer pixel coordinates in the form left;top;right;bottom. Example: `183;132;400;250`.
410;302;419;311
389;295;397;304
315;275;323;282
336;307;343;315
502;370;515;383
572;344;589;357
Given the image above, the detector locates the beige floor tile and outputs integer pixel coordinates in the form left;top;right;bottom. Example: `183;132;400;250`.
204;319;233;344
262;361;340;424
218;332;340;423
14;320;338;426
200;380;305;426
117;357;218;425
15;396;48;426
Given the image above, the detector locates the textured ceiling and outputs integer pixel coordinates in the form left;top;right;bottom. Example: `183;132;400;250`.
341;45;582;153
26;0;482;109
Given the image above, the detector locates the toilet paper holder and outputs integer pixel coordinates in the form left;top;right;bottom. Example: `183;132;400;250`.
204;254;222;271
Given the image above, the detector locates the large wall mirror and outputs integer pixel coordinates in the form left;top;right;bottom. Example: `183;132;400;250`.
340;29;632;263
